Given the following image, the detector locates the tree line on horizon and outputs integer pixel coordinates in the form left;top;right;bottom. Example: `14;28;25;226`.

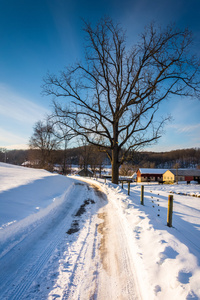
1;147;200;175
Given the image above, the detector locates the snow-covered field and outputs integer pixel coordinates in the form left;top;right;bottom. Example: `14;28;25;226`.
0;162;200;299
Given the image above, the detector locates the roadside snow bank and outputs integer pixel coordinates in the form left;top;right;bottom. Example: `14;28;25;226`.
0;162;52;193
99;180;200;300
0;163;73;226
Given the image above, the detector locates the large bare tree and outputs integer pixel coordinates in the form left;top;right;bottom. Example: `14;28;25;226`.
43;18;200;183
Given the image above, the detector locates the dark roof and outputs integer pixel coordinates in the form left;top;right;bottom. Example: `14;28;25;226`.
78;168;93;176
167;169;200;176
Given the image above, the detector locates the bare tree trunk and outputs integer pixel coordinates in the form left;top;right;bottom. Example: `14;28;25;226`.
111;115;120;184
112;121;120;184
112;146;119;184
62;140;67;175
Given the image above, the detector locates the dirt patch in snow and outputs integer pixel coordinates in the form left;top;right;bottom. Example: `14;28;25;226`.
66;220;79;235
91;184;107;201
75;199;95;217
98;212;110;274
66;199;95;235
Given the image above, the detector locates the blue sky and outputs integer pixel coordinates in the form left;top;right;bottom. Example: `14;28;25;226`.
0;0;200;151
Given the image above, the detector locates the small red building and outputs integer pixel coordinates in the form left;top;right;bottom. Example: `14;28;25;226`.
136;168;168;182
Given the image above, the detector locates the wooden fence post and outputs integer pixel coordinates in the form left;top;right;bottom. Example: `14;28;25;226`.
167;195;173;227
128;182;130;195
141;185;144;205
121;181;123;189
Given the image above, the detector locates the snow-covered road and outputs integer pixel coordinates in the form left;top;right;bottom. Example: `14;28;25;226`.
0;178;142;299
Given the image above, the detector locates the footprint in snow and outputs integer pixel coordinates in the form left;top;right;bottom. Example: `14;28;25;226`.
157;246;178;265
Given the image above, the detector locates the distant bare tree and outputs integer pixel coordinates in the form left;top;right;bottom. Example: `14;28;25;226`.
43;18;200;183
52;121;74;174
0;148;7;163
78;136;91;172
88;145;105;177
119;164;134;176
173;162;180;169
29;119;61;170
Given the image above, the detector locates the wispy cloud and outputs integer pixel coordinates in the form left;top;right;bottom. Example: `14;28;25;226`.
0;84;51;149
146;120;200;152
168;123;200;133
0;128;28;147
0;83;50;124
177;124;200;133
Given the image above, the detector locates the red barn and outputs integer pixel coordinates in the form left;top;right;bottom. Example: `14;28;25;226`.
136;168;168;183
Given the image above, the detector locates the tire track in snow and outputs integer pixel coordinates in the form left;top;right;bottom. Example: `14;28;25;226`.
0;182;88;300
59;183;104;300
62;214;93;299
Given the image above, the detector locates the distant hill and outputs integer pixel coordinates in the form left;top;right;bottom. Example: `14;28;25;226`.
129;148;200;169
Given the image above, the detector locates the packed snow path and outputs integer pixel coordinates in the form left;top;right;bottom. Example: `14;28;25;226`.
0;179;142;300
95;193;141;299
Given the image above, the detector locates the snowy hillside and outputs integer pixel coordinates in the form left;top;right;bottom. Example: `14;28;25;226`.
0;163;200;299
0;162;74;227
